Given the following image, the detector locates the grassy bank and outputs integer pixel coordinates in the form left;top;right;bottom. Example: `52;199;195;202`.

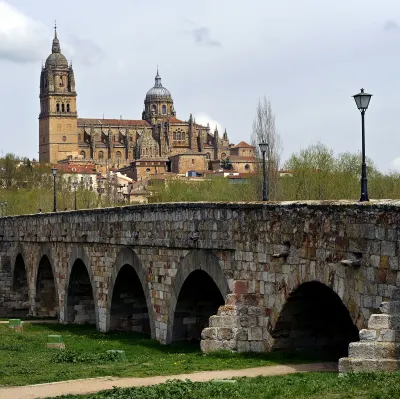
0;323;319;386
51;372;400;399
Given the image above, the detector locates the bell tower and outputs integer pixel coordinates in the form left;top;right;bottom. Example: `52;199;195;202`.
39;25;78;163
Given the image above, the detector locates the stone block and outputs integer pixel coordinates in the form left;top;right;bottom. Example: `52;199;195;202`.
201;327;217;340
209;315;235;328
349;342;400;359
368;314;400;330
200;340;224;353
248;327;263;341
380;301;400;315
377;329;400;342
217;328;233;341
339;358;400;373
250;341;266;352
237;340;250;353
359;329;377;341
233;280;248;294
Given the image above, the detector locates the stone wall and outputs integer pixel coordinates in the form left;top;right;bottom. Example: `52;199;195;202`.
0;201;400;353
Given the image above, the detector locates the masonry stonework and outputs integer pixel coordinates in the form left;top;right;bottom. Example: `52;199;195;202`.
1;201;400;356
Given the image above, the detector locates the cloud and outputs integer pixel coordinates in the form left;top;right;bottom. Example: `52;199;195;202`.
0;1;48;63
192;27;222;47
390;157;400;172
193;112;224;135
65;35;104;66
383;20;400;32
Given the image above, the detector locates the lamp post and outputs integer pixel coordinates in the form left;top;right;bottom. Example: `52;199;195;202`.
73;181;78;210
51;167;57;212
259;142;269;201
353;88;372;202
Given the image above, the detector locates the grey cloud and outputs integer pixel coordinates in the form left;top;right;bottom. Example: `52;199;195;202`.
383;20;400;31
192;27;222;47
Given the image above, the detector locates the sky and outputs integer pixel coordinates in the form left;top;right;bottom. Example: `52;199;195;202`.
1;0;400;171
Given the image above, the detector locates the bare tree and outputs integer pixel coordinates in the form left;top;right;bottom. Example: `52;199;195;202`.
251;97;282;200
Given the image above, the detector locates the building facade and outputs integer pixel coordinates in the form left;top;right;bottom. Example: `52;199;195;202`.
39;28;233;171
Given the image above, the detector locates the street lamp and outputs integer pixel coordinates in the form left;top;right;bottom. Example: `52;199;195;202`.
73;181;78;210
51;167;57;212
353;88;372;202
259;141;269;201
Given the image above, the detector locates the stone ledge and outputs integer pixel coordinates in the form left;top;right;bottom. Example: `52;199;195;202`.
339;357;400;373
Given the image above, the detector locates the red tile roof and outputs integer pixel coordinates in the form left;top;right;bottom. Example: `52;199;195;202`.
169;117;185;124
232;141;254;148
78;118;150;127
55;163;97;174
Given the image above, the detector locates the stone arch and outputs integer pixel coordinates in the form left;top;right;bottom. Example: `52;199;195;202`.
9;245;29;317
166;250;229;344
107;247;155;338
34;245;59;318
64;246;98;327
271;280;359;359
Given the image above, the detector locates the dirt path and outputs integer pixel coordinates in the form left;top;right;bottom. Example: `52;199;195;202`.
0;362;337;399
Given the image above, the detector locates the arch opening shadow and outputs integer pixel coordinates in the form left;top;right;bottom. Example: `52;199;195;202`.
271;281;359;359
172;270;225;343
35;255;58;317
110;264;150;333
66;259;96;324
11;254;29;317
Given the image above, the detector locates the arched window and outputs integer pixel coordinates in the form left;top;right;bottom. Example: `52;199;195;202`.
206;153;211;160
173;132;176;140
56;103;60;112
59;76;63;86
221;153;226;159
80;151;86;159
62;104;65;112
182;132;185;141
192;159;195;165
116;151;121;159
98;151;104;159
176;131;181;141
66;104;70;112
245;164;250;170
162;105;166;114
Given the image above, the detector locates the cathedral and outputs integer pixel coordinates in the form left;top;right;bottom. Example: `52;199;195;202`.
38;27;239;176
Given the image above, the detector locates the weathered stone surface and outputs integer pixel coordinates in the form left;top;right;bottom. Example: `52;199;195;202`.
368;315;400;330
2;201;400;355
359;329;377;341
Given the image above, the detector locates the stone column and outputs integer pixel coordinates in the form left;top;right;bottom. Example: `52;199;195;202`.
339;286;400;373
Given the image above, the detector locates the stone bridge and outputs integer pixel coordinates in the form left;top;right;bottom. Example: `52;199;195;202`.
0;201;399;357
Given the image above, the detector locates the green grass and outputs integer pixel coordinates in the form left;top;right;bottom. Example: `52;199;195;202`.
0;323;322;387
50;372;400;399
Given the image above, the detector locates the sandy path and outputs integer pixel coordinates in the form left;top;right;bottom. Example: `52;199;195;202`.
0;362;337;399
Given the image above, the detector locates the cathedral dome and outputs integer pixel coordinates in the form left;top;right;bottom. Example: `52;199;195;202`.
145;70;172;101
45;27;68;68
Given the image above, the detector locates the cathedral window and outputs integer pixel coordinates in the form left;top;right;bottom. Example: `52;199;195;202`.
62;104;65;112
80;151;86;159
162;105;166;114
56;103;60;112
98;151;104;159
67;104;70;112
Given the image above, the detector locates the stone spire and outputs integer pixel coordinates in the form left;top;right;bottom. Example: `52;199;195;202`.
155;66;162;87
52;21;61;53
